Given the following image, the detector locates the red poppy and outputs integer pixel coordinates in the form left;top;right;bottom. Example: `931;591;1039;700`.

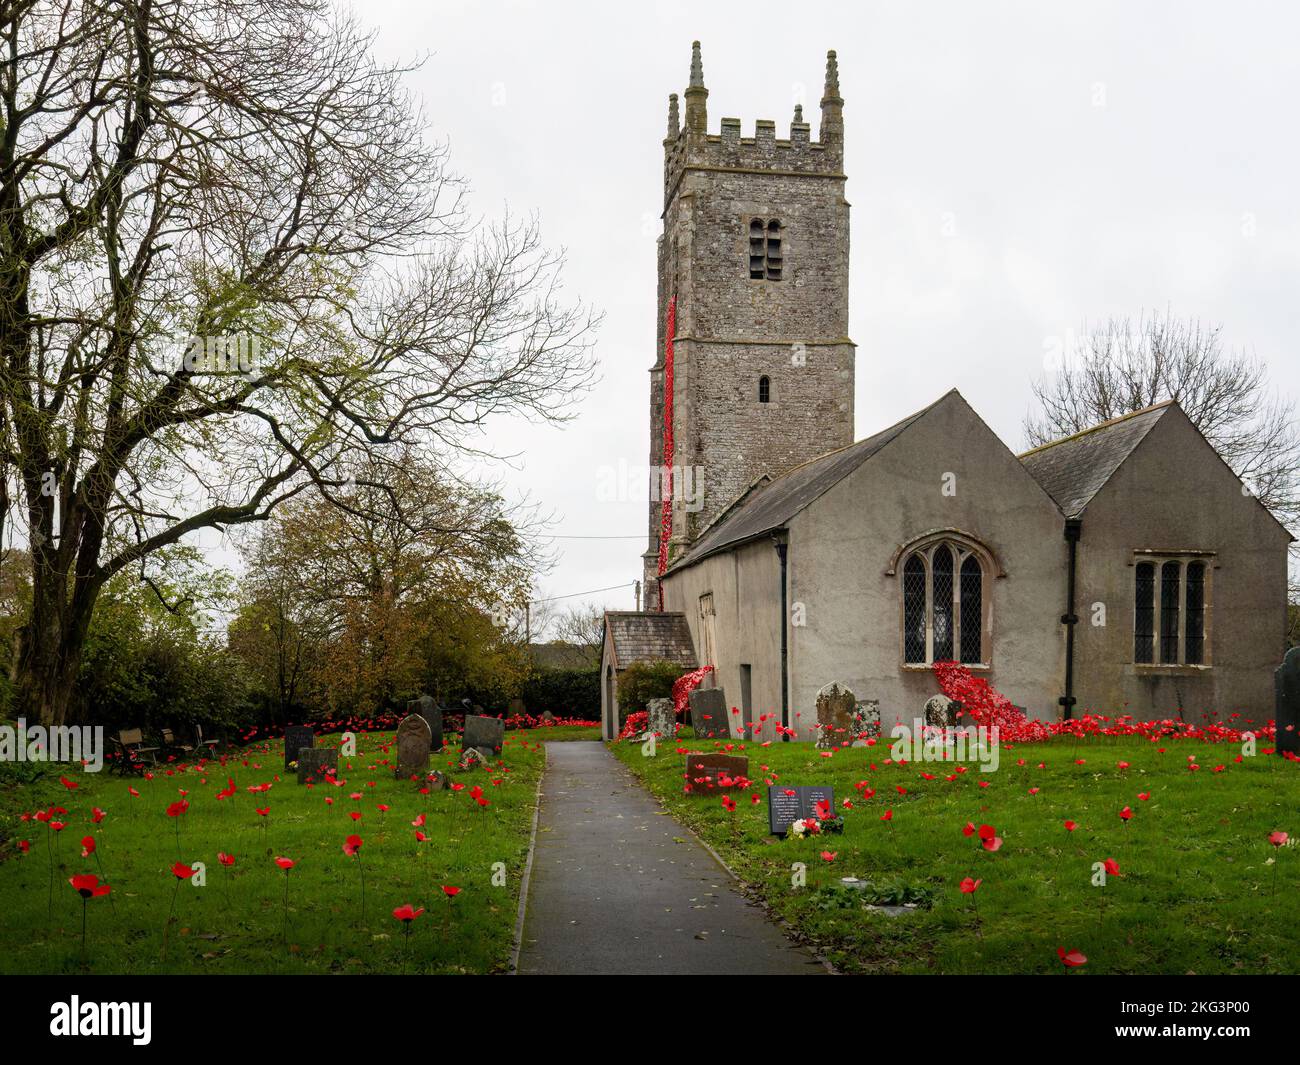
274;856;294;870
411;813;426;828
91;807;106;823
721;795;736;812
256;807;270;817
982;835;1003;852
49;821;66;832
1137;792;1151;801
819;851;837;863
348;811;362;822
441;885;461;897
343;835;363;857
80;835;96;857
60;775;79;791
69;874;111;899
1103;857;1121;876
18;840;30;853
880;809;893;822
1057;947;1087;968
170;861;194;880
1269;831;1288;848
1119;806;1133;821
129;787;140;798
1064;820;1077;832
217;853;235;867
166;800;188;817
977;824;996;841
414;830;428;842
392;904;424;922
959;877;982;894
962;822;975;837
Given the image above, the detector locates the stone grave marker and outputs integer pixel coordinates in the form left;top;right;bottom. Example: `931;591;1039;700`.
463;714;505;758
850;700;881;746
283;725;315;770
393;714;433;780
646;697;675;738
1276;646;1300;756
924;694;960;728
688;687;729;738
408;694;444;753
296;746;338;785
684;752;749;794
767;784;836;835
815;682;855;749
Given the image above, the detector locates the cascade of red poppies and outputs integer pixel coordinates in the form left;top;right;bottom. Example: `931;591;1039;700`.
656;296;677;610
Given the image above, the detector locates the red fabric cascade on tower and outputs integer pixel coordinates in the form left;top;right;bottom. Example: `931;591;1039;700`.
656;297;677;610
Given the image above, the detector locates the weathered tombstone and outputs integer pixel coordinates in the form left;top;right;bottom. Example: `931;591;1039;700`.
423;769;447;791
924;694;960;728
407;695;444;753
540;710;555;723
507;697;527;718
457;746;488;771
393;714;433;780
463;714;505;758
646;697;676;738
683;752;749;793
766;784;836;835
688;687;729;739
296;746;338;785
815;682;855;749
850;700;881;746
1276;647;1300;756
283;726;315;770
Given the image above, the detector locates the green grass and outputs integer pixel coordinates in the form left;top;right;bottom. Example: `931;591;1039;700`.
520;724;600;741
0;728;564;974
612;733;1300;974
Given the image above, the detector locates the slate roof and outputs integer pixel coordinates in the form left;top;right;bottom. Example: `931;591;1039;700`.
668;392;951;572
1018;402;1173;518
604;611;697;670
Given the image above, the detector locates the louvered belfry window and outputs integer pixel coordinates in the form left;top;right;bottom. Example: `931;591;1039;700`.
1134;555;1210;666
900;538;987;666
748;218;782;280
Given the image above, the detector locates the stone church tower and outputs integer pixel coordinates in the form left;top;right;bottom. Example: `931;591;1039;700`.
642;42;855;608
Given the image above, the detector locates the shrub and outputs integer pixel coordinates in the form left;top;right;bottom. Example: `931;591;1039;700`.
519;668;600;720
617;660;685;714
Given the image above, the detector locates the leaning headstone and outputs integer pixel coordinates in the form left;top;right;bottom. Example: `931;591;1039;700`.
850;700;881;746
423;770;447;791
1276;647;1300;756
393;714;433;780
283;726;315;770
688;687;729;739
462;714;505;758
684;753;749;794
924;694;960;728
815;682;856;749
408;695;443;753
296;746;338;785
457;746;487;771
767;784;836;835
646;697;676;738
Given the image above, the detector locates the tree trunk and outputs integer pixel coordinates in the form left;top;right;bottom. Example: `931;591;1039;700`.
12;565;96;727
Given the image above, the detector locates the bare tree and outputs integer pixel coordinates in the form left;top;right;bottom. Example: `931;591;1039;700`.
0;1;596;724
552;602;608;661
1025;312;1300;533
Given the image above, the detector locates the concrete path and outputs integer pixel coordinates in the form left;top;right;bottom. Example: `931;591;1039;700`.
516;742;824;975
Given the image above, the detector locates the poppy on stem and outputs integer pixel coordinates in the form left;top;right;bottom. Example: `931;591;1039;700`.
275;857;294;945
162;861;193;961
392;904;424;971
68;874;111;968
343;835;365;919
1269;831;1288;896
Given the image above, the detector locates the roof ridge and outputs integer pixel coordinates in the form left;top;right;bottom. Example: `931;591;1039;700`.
1018;399;1175;459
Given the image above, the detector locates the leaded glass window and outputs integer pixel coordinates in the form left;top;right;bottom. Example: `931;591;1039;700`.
1134;562;1155;664
899;538;987;666
1134;555;1211;666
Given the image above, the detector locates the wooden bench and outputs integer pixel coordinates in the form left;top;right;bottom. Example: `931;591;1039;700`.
110;729;158;775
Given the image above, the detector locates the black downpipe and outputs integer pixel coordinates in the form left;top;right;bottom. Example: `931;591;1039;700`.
1060;518;1082;719
773;532;790;740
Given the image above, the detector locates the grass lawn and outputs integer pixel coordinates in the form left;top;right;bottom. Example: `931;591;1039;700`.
612;732;1300;974
0;727;568;974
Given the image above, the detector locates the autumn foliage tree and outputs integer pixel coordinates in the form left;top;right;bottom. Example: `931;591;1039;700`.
0;1;595;723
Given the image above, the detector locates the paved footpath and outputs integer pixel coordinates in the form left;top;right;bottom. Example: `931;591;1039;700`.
516;742;824;975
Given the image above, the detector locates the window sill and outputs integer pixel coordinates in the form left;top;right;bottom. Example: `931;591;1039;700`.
903;663;991;673
1128;664;1213;676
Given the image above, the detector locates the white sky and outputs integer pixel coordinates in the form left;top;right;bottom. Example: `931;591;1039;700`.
345;0;1300;630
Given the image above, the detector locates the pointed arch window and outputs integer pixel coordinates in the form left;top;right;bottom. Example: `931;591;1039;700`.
758;375;770;403
898;536;991;666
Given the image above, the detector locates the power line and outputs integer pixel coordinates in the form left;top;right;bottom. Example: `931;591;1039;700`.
537;533;644;540
530;581;635;604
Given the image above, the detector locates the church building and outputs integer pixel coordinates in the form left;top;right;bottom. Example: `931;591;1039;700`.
600;44;1292;742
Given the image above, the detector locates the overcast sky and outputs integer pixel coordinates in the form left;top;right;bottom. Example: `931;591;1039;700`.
352;0;1300;629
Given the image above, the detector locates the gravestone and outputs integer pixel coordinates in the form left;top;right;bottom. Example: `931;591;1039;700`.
507;697;527;717
424;770;447;791
688;687;729;739
458;746;488;771
407;695;443;753
767;784;837;835
924;694;960;728
393;714;433;780
815;682;855;749
1276;647;1300;756
296;746;338;785
683;753;749;794
463;714;505;758
283;726;315;770
646;697;676;738
850;700;881;746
